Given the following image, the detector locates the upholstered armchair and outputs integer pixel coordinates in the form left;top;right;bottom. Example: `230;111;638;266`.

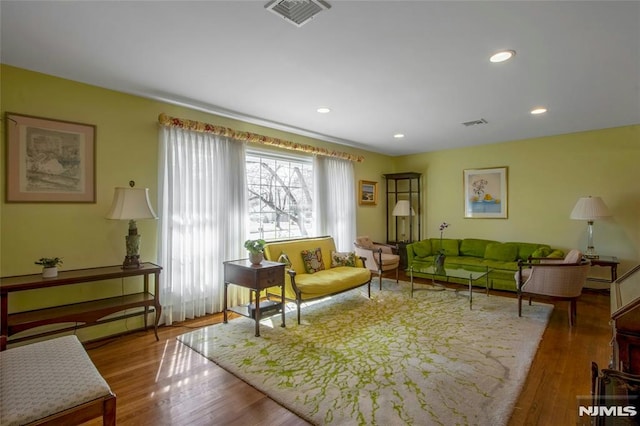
354;236;400;290
515;249;590;326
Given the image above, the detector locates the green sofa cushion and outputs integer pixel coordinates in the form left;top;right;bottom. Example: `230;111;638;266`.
459;239;497;258
412;240;432;257
484;243;518;262
431;238;459;256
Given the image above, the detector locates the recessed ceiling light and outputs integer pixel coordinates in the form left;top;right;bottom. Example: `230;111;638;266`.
530;107;548;115
489;50;516;63
316;107;331;114
393;133;405;139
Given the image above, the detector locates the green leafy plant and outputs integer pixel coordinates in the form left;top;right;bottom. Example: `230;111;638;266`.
244;239;266;254
34;257;63;268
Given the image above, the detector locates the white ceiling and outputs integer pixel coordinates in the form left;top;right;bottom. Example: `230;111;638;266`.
1;1;639;156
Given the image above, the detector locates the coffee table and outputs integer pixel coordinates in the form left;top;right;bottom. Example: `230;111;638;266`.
409;264;491;309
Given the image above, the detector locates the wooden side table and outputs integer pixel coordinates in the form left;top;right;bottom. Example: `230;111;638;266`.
587;256;620;283
387;241;408;269
223;259;285;337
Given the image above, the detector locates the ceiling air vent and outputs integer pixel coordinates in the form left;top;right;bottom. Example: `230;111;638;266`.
265;0;331;27
462;118;488;127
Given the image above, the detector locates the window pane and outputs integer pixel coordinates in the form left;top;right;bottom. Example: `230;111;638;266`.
246;151;314;241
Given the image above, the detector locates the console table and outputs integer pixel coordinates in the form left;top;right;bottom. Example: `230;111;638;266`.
0;263;162;350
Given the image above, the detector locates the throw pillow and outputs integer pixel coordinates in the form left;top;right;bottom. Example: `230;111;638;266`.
331;251;357;268
277;251;292;268
530;246;552;259
484;243;518;262
412;240;431;257
301;248;325;274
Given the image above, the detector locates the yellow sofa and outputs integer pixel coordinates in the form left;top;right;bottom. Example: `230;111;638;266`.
264;236;372;323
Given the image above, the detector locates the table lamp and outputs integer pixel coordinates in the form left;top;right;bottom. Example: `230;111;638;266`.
569;196;611;259
106;181;158;269
392;200;415;242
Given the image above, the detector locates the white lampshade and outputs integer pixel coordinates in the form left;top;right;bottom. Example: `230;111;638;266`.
392;200;415;217
106;187;158;220
570;196;611;259
570;196;611;220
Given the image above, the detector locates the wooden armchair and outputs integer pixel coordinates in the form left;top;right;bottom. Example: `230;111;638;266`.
354;236;400;290
515;249;590;326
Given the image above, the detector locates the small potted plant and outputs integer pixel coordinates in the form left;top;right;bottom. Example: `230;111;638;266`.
434;222;449;272
244;239;266;265
35;257;63;278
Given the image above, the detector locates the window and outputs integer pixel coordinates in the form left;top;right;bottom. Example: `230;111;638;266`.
246;150;314;241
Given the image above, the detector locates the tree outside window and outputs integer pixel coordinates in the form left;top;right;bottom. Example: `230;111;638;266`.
246;151;313;241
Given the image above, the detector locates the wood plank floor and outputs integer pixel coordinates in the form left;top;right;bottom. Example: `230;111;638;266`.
82;275;612;425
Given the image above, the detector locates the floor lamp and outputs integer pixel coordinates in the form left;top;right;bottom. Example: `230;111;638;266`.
570;196;611;259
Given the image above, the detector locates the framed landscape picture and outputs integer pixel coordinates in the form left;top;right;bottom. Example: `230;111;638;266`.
5;113;96;203
358;180;377;205
463;167;508;218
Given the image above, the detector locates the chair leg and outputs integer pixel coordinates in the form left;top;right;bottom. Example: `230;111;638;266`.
297;299;301;325
518;294;522;317
379;271;383;290
395;267;399;283
569;299;577;327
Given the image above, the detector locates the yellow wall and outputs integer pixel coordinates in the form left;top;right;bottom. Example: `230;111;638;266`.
0;64;391;276
2;64;638;341
395;125;640;276
0;65;390;341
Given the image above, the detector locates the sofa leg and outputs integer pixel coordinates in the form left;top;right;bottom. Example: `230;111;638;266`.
395;267;399;283
378;272;383;290
297;299;301;325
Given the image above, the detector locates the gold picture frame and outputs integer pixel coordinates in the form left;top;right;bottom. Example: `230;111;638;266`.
463;167;508;218
5;113;96;203
358;180;378;205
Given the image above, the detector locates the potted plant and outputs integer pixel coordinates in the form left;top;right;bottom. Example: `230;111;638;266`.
35;257;63;278
244;239;266;265
434;222;449;272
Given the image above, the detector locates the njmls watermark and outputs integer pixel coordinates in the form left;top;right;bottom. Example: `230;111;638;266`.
576;396;639;425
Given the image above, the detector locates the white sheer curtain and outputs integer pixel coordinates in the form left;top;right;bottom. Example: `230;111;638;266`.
158;126;248;324
313;156;357;251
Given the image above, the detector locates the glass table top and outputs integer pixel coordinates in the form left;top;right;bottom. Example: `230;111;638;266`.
410;264;490;281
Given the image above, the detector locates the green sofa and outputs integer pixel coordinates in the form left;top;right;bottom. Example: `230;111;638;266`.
406;238;564;292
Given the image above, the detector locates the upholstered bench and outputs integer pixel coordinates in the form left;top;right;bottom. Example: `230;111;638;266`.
0;335;116;425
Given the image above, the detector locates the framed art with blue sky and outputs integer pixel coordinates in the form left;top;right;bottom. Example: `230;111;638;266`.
463;167;508;219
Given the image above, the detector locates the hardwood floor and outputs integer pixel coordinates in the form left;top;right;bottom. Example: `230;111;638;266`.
82;274;612;425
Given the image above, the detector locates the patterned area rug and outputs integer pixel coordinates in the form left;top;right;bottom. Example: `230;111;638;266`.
178;279;552;425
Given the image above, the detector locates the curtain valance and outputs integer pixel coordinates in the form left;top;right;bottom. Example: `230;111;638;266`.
158;113;364;163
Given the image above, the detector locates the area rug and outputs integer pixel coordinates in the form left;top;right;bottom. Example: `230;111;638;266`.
178;279;552;425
